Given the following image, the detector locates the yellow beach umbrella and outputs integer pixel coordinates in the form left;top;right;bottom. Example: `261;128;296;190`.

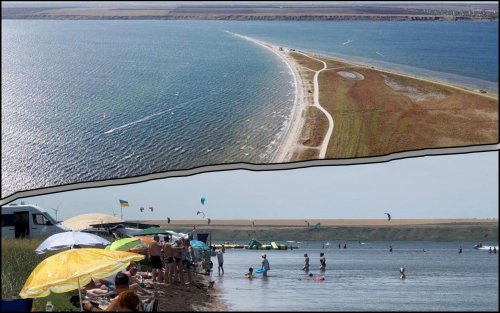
20;248;144;310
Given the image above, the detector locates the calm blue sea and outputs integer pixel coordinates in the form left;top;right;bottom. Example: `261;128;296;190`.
213;241;499;311
2;20;498;197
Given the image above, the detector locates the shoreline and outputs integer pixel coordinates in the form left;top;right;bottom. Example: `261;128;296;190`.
144;218;498;227
227;32;498;162
225;31;307;163
139;219;499;241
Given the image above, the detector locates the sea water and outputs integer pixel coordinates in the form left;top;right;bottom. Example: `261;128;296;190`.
2;20;498;197
2;20;295;197
213;241;499;311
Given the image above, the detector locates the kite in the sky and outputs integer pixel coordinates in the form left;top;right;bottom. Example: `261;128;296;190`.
384;213;391;221
201;197;206;205
149;206;154;212
140;207;144;212
197;211;206;218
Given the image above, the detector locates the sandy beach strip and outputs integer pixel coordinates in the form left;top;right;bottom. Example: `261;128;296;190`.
225;31;309;163
145;218;498;227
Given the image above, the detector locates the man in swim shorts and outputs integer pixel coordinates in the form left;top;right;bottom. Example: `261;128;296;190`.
172;240;185;284
302;253;310;272
148;235;163;283
162;236;175;284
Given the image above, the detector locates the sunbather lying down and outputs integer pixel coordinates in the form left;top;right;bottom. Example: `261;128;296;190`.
81;278;117;298
82;274;157;312
82;272;154;302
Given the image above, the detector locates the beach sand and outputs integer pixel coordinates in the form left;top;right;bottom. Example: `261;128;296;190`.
150;273;227;311
225;31;309;163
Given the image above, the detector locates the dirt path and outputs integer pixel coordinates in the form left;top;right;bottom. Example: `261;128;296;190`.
296;52;334;159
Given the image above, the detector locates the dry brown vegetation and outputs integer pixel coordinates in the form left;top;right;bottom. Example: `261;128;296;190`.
290;52;325;71
299;106;329;147
288;52;498;159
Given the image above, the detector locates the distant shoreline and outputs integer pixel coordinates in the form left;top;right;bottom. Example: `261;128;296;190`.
2;6;497;21
136;219;498;242
142;218;498;227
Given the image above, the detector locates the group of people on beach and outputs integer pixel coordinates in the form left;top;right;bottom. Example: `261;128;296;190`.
77;235;201;312
148;234;196;285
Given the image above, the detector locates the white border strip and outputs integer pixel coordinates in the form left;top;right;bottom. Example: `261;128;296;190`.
1;144;498;205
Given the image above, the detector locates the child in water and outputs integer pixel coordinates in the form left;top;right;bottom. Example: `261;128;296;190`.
245;267;255;279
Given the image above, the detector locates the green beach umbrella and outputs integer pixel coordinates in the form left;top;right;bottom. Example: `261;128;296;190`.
133;227;169;236
106;237;146;252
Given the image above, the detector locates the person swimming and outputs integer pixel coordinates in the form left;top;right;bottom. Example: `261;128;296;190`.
245;267;255;279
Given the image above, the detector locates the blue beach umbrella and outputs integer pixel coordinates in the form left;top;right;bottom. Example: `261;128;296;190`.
35;231;111;254
190;240;210;251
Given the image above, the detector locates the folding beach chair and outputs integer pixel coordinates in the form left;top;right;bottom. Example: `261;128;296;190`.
1;298;33;312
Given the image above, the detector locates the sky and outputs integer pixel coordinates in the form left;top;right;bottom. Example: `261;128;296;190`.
7;151;498;222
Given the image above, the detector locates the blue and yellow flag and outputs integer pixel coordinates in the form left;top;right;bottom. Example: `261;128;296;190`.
119;200;129;207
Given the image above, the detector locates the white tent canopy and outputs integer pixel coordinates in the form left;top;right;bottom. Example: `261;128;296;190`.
62;213;123;231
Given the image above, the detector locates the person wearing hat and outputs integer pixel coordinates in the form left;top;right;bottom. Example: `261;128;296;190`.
261;254;270;277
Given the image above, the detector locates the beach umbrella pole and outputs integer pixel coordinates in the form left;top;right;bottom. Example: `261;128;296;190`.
78;278;83;312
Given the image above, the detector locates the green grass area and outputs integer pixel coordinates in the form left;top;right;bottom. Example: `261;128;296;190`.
1;238;78;311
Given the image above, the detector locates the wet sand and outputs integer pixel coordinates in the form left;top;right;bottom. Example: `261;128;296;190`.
151;273;227;311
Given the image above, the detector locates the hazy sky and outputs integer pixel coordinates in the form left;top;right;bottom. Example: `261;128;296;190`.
9;151;499;221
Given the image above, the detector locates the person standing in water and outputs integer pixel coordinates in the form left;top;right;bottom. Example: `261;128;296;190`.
319;253;326;271
493;247;497;254
458;246;462;254
389;245;393;253
261;254;270;277
302;254;310;272
400;268;406;280
216;248;224;275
